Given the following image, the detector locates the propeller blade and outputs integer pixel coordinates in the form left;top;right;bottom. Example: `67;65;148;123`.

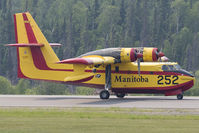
138;59;141;76
161;56;169;62
136;53;143;59
158;52;165;58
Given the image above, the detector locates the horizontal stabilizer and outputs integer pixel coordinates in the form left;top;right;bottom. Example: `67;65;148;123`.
64;73;94;82
49;43;62;46
5;43;44;47
5;43;61;47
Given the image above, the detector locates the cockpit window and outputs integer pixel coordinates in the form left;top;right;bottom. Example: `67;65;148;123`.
168;65;175;71
174;64;181;70
162;65;169;71
162;64;181;71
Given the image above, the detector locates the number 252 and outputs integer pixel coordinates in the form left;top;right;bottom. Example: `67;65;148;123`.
157;75;178;85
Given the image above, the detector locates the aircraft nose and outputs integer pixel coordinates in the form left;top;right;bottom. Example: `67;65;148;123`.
180;70;195;84
180;69;194;77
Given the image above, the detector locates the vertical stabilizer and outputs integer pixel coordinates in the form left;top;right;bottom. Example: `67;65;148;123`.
14;12;60;78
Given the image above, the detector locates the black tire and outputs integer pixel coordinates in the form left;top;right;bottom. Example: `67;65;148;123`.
116;93;125;98
100;90;110;99
177;94;183;100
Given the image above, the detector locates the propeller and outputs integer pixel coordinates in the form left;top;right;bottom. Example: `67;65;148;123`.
130;48;166;76
157;52;165;58
160;56;169;62
153;48;165;61
137;58;141;76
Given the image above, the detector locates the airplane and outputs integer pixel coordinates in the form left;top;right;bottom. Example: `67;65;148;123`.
6;12;195;100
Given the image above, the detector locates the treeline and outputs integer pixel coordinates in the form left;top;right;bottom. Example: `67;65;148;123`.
0;76;95;95
0;74;199;96
0;0;199;94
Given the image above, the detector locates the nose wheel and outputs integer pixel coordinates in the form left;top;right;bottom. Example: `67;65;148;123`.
177;93;183;100
116;93;125;98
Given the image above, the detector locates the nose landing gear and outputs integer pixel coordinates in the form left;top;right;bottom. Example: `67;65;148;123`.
116;93;125;98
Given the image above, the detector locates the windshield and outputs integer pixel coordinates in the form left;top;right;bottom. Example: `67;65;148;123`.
162;64;181;71
174;64;181;70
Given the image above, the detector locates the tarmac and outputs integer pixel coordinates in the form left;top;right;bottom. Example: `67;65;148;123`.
0;95;199;109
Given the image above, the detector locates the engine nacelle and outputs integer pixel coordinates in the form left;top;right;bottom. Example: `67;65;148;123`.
143;48;158;62
118;47;165;63
142;48;164;62
120;48;137;63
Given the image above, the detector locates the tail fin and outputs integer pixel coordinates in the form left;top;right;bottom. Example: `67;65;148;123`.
13;12;60;78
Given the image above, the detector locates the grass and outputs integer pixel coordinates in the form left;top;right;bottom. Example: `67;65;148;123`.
0;108;199;133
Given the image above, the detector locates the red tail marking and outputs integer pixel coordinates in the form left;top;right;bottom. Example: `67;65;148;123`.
22;13;51;70
17;48;28;78
14;15;18;43
22;13;37;43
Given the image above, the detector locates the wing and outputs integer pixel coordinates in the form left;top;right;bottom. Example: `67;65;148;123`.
58;55;115;65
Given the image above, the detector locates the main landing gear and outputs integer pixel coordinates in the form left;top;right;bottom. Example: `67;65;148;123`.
99;64;126;99
100;90;110;99
177;93;183;100
100;65;111;100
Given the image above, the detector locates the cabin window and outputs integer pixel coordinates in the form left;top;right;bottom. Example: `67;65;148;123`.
115;66;119;72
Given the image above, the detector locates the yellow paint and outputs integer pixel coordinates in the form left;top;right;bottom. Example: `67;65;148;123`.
120;48;131;63
143;48;153;62
103;57;115;64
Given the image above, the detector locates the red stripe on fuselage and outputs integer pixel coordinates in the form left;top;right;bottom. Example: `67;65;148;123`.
22;13;72;72
112;80;194;94
113;80;193;91
85;70;189;76
66;75;94;84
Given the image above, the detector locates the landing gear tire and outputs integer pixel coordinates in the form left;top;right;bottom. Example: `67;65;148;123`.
177;94;183;100
116;93;125;98
100;90;110;99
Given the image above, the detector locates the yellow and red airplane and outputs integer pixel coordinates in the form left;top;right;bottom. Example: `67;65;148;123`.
7;12;194;100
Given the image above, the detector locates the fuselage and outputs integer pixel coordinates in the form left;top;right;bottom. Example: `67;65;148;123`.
82;62;194;96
